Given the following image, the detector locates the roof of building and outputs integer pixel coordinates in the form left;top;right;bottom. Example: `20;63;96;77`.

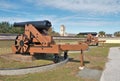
78;32;97;36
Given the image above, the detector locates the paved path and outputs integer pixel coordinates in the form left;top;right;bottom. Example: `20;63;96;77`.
100;47;120;81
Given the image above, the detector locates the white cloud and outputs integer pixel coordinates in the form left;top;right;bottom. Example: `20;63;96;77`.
0;14;57;24
25;0;120;14
40;14;120;31
0;0;19;9
0;8;32;15
0;14;119;27
0;15;119;34
0;17;30;24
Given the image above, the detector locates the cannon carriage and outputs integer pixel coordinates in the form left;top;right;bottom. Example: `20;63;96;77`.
12;20;88;67
85;34;106;46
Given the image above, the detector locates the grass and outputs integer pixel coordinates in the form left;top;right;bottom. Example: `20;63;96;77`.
0;40;54;68
85;43;120;70
0;40;14;48
0;40;120;81
0;48;12;54
0;57;53;68
0;40;13;54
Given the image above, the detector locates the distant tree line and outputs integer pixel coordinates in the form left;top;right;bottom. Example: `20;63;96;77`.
0;22;24;34
0;21;60;36
114;31;120;37
1;21;119;37
77;31;120;37
48;27;60;36
99;31;120;37
98;31;106;37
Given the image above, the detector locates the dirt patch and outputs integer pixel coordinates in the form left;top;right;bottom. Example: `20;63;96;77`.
84;54;108;70
89;66;103;70
77;68;102;81
85;55;107;62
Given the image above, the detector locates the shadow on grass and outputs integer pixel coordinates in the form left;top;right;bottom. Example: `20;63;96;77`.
69;58;90;64
33;53;54;61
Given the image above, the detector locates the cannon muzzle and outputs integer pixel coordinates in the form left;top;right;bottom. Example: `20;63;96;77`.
14;20;52;30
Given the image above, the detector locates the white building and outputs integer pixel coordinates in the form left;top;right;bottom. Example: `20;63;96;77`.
60;25;66;36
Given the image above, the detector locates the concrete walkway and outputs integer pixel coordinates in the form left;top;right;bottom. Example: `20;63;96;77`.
100;47;120;81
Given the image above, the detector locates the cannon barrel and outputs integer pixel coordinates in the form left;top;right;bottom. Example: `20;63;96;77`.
13;20;52;29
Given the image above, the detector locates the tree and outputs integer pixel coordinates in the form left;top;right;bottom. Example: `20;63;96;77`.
99;31;106;37
0;22;10;33
48;27;60;36
0;21;59;35
114;31;120;37
0;21;24;34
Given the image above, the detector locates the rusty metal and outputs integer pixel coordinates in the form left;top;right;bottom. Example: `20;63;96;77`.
12;20;88;67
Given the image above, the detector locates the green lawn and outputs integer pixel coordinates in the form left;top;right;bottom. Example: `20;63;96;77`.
85;43;120;70
0;40;120;81
0;40;14;48
0;40;54;68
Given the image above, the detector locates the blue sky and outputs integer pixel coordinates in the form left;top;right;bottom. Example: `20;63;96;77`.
0;0;120;34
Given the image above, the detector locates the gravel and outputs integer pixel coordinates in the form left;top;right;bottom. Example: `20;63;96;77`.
77;68;102;81
100;47;120;81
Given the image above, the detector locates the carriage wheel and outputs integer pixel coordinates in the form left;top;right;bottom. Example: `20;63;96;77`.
15;34;29;54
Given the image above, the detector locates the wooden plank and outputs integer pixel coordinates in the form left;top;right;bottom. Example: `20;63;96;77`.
60;43;88;51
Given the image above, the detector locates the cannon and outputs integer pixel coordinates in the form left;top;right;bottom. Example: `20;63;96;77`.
85;34;106;46
12;20;88;68
14;20;51;30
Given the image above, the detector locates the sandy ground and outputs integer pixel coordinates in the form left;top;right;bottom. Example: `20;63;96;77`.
99;38;120;43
